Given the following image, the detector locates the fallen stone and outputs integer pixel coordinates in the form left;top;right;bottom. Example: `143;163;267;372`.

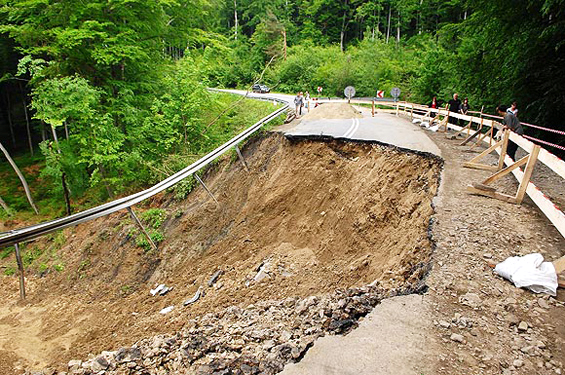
518;321;529;332
91;356;109;372
439;320;451;329
521;346;535;355
460;293;482;309
68;360;82;371
538;298;550;309
450;333;465;343
513;359;524;368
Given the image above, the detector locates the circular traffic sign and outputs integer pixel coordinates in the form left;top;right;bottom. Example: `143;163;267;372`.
391;87;401;98
344;86;356;99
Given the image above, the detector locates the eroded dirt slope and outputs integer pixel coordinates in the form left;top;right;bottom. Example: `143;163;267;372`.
0;133;442;373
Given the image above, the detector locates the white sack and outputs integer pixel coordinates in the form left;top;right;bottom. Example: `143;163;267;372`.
494;253;558;296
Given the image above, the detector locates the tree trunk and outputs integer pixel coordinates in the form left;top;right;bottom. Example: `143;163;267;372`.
64;121;69;140
377;3;381;39
19;82;33;156
340;7;348;52
5;92;16;147
0;196;11;216
0;140;39;214
386;5;392;43
61;173;71;216
282;28;287;60
49;125;72;216
234;0;238;40
397;9;401;43
41;121;46;142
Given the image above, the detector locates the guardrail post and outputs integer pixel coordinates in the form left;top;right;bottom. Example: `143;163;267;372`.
372;100;375;117
395;103;399;116
235;145;249;172
194;174;219;207
15;243;25;300
127;207;158;251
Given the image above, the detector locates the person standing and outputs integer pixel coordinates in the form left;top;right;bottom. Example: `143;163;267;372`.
294;92;303;117
429;96;438;109
304;91;310;112
497;104;524;161
459;97;470;125
447;93;462;125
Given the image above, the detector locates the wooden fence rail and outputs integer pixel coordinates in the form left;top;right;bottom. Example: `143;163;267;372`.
389;101;565;239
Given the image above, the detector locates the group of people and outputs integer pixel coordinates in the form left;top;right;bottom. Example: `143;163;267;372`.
430;93;471;126
430;93;523;160
294;91;311;117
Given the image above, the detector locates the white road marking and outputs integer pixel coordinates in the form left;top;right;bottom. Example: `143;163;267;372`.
343;118;360;138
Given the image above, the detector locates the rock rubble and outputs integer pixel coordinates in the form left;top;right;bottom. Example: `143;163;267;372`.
38;285;420;375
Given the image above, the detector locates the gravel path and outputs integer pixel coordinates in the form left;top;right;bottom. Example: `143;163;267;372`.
423;127;565;375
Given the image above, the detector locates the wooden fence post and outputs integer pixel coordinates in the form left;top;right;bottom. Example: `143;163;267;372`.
372;100;375;117
515;145;541;204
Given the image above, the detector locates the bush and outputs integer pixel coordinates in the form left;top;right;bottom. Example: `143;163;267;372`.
136;230;165;251
140;208;167;229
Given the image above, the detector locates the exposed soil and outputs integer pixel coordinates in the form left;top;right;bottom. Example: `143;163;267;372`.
301;103;363;120
0;132;442;373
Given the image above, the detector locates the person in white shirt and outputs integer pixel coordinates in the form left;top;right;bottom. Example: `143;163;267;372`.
507;101;518;116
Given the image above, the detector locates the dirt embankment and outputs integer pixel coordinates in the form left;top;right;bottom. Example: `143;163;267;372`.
0;132;442;373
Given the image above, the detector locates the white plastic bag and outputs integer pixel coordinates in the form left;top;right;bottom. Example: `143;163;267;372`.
494;253;558;296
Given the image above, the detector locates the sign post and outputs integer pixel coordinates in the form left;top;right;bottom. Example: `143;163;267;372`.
344;86;356;103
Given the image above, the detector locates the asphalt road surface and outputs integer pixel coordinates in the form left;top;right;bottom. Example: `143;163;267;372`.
219;89;441;156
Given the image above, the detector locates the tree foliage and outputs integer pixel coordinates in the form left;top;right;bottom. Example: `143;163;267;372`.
0;0;563;217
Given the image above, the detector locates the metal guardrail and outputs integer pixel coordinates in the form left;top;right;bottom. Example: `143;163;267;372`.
0;97;290;248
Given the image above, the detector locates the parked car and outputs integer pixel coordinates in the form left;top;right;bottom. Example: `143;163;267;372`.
252;84;270;93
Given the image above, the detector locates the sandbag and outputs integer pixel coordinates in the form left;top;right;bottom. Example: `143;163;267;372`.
494;253;558;296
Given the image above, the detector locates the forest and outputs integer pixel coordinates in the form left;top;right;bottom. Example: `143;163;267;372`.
0;0;564;219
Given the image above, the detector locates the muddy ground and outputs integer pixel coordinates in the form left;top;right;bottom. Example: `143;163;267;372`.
0;131;442;373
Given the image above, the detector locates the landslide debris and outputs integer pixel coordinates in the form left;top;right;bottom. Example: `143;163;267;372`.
1;132;442;373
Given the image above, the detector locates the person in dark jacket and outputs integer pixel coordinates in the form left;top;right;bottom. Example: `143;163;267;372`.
459;98;470;125
497;104;524;161
447;93;462;125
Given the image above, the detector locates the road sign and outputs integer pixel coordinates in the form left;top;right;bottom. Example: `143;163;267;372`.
377;90;384;98
344;86;356;99
317;86;323;93
391;87;401;98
